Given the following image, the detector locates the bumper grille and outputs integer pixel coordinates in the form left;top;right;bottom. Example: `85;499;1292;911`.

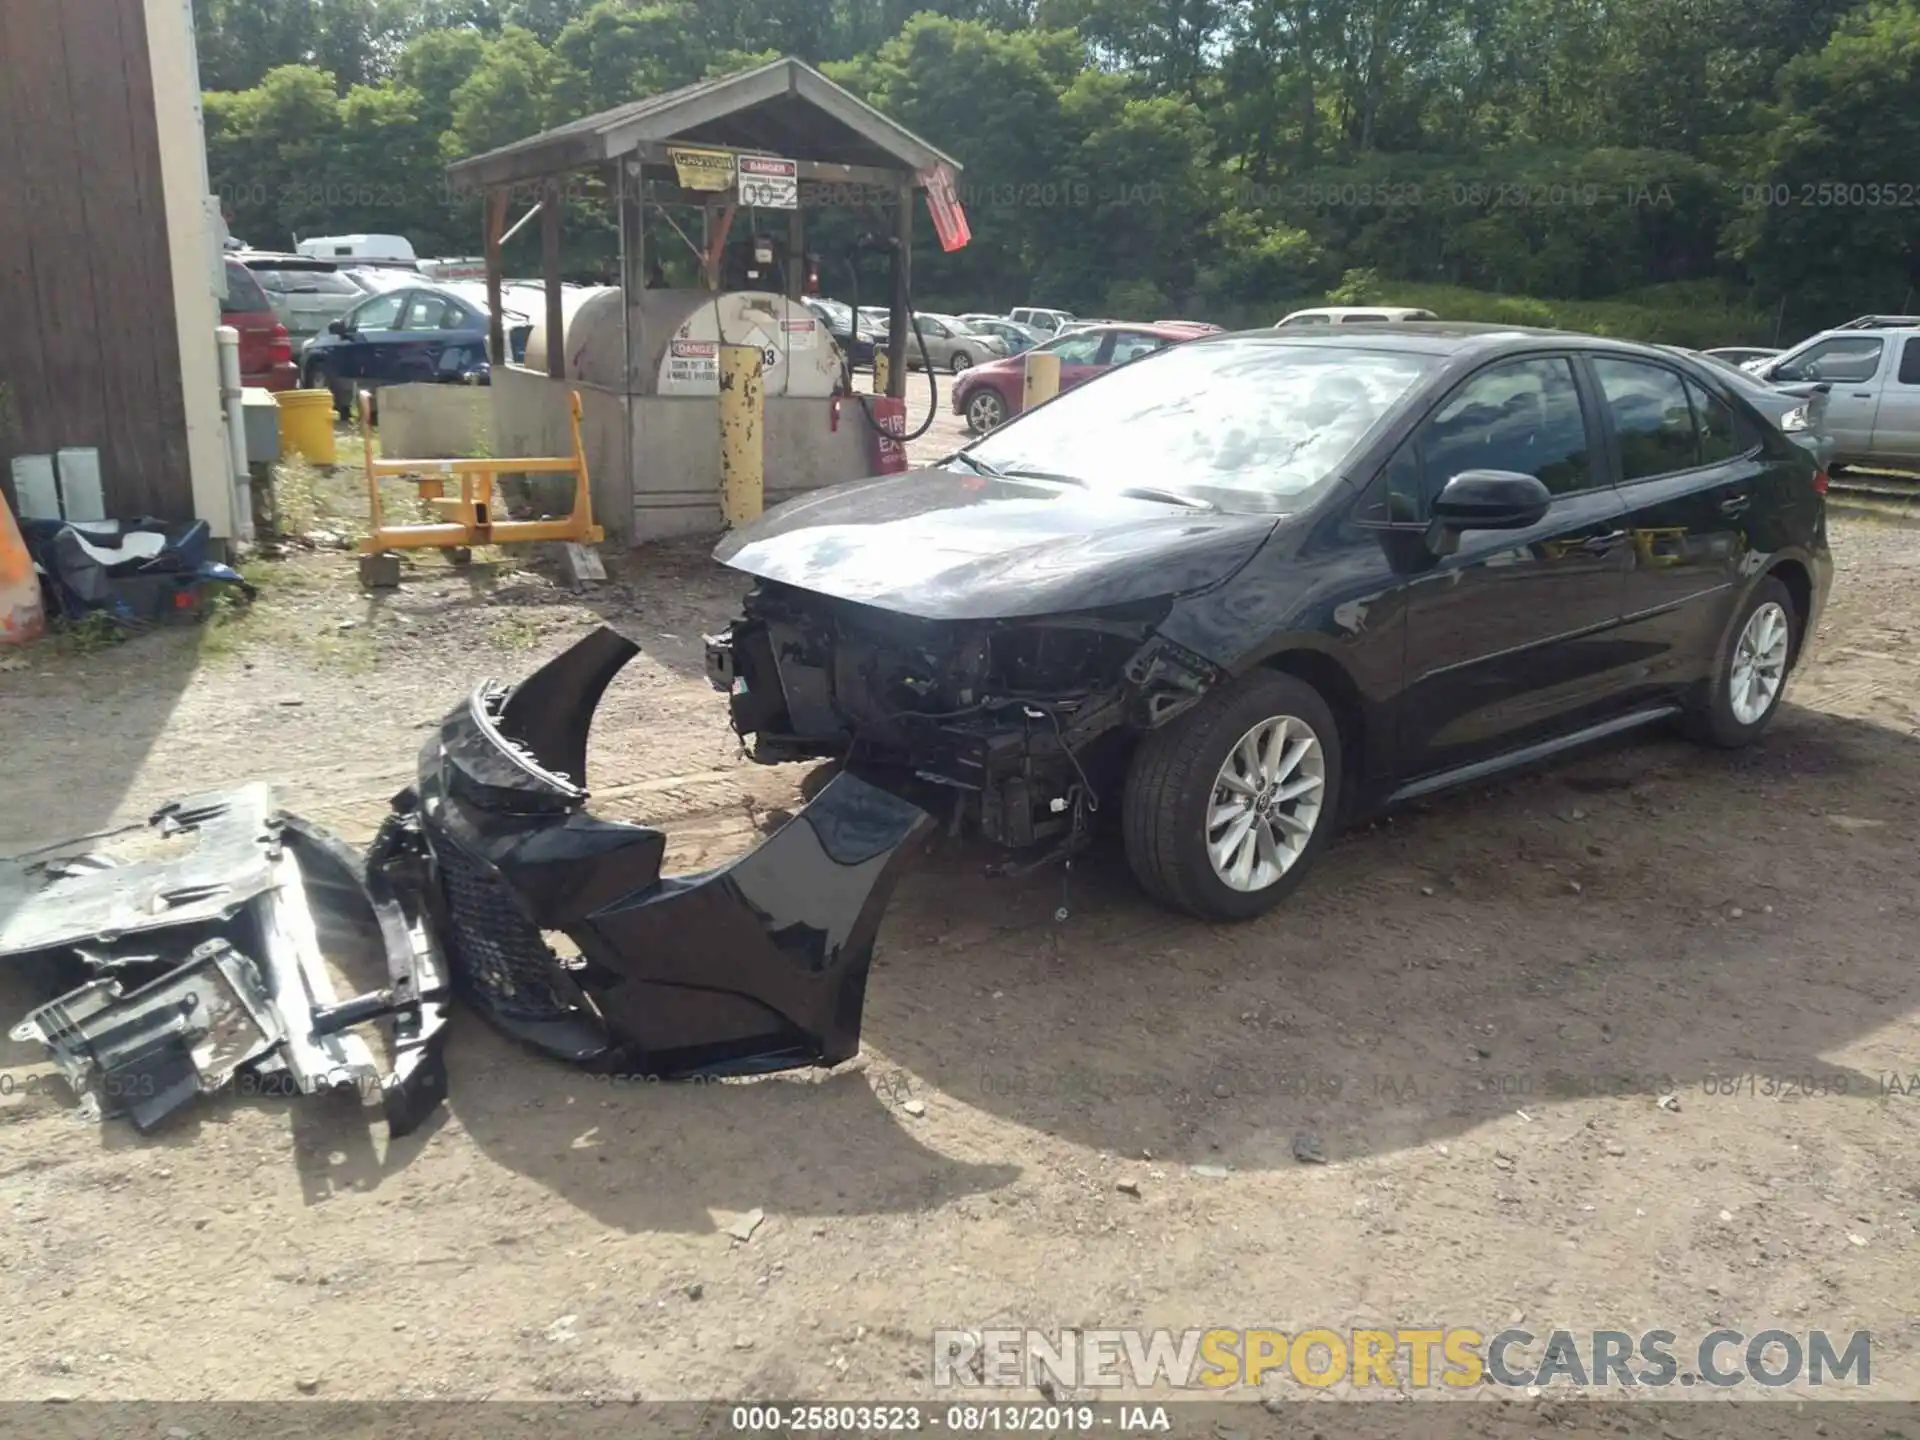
434;841;575;1021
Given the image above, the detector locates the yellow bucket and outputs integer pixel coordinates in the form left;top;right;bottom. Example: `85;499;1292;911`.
277;388;338;464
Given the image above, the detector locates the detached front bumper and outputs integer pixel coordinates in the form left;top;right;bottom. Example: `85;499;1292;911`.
404;626;935;1075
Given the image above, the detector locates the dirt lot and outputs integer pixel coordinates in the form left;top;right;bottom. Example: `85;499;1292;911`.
3;389;1920;1414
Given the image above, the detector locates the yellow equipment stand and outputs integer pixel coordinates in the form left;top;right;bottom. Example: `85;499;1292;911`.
357;387;602;579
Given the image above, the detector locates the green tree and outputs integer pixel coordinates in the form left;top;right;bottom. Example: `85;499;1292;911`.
1732;1;1920;322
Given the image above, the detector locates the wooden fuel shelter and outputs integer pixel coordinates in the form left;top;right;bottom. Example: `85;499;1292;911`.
443;57;966;540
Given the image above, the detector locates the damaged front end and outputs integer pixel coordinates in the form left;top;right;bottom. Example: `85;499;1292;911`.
705;582;1220;867
2;786;450;1135
400;625;934;1074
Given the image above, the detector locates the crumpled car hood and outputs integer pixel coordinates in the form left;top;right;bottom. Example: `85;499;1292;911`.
713;467;1278;620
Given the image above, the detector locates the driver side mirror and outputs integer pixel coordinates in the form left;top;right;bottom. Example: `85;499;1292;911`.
1769;361;1801;382
1425;470;1552;556
328;318;351;337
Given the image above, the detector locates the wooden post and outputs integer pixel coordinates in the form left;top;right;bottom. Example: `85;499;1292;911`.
703;201;736;290
887;176;912;399
484;186;506;366
542;178;565;380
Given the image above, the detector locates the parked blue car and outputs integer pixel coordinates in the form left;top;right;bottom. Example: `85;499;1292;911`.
299;281;531;419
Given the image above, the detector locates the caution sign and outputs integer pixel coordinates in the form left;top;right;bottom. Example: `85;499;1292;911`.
668;146;736;191
781;317;818;350
738;155;799;210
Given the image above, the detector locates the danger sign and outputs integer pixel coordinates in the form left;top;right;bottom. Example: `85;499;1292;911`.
738;155;798;210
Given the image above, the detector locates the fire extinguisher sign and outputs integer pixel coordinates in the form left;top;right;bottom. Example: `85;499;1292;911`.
919;163;972;252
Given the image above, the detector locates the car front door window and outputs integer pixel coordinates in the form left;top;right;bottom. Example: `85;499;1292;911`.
1421;356;1594;503
1046;334;1103;365
1792;337;1883;384
349;293;405;332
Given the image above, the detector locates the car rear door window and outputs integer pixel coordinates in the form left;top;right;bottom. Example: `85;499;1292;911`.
1685;376;1747;464
1109;332;1165;364
1899;338;1920;385
1592;358;1699;480
1422;356;1593;499
403;293;458;330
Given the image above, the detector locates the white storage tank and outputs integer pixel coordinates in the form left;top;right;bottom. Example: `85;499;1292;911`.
523;288;843;398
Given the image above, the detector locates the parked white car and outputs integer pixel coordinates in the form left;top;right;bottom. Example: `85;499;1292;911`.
1275;305;1440;327
1747;326;1920;465
1009;306;1076;335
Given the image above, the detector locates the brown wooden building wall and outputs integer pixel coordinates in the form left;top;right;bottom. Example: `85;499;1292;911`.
0;0;194;521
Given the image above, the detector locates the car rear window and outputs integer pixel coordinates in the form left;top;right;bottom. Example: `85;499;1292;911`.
253;267;361;296
223;260;271;313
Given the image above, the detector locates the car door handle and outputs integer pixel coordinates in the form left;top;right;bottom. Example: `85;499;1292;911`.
1579;530;1630;554
1852;390;1873;398
1718;494;1751;517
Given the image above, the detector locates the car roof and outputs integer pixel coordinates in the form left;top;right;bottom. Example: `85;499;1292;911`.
234;251;342;270
1053;322;1209;342
1282;305;1437;318
1795;325;1920;342
1199;322;1699;363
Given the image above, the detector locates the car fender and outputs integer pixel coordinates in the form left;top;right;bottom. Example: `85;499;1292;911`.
398;626;935;1075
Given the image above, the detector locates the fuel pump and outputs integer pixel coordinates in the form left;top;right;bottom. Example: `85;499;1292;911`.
843;232;938;472
721;233;788;293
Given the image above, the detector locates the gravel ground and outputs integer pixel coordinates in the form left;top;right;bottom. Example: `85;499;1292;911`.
2;408;1919;1418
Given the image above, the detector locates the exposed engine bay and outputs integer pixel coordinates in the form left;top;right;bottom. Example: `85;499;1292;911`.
706;580;1222;865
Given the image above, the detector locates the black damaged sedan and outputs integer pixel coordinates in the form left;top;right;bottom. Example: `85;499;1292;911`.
707;325;1832;922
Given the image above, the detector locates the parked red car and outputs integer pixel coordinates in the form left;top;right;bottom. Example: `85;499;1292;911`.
222;258;297;390
951;322;1201;433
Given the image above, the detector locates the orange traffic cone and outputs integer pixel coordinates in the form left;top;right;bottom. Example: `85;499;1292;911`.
0;485;45;645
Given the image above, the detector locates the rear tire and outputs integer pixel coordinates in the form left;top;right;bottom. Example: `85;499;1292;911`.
1683;575;1798;748
1122;670;1343;921
951;351;974;374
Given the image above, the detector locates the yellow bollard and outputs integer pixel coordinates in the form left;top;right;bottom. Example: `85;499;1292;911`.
719;343;765;526
1023;350;1060;412
872;351;890;399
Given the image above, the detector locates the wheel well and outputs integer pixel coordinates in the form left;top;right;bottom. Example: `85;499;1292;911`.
1770;560;1812;662
1262;649;1365;785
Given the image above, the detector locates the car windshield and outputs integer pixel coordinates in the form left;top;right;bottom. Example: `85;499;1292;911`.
965;340;1434;512
940;317;979;334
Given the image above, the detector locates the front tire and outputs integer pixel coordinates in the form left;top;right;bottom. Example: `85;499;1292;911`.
1122;671;1343;921
964;388;1007;433
1684;575;1797;748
